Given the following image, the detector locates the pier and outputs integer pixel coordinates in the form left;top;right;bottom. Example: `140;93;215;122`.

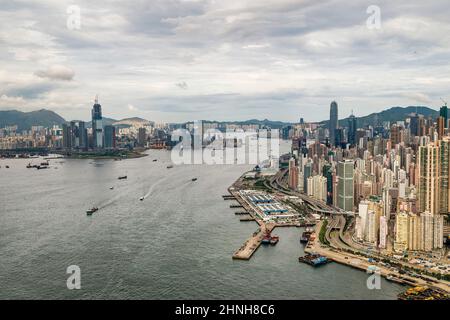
232;224;275;260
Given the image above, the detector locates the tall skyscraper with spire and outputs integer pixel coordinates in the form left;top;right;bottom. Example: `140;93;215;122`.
329;101;338;146
92;95;103;148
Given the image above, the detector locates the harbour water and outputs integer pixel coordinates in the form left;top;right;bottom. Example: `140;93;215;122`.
0;148;404;299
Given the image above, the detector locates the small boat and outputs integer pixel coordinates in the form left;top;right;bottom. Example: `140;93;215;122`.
26;163;32;168
37;165;49;170
191;178;198;181
270;236;279;245
5;165;10;168
118;175;127;180
167;165;173;169
110;187;114;190
86;207;98;215
153;159;157;162
139;197;144;201
261;235;271;245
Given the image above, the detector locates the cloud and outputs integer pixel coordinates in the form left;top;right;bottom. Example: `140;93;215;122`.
1;0;450;122
35;65;75;81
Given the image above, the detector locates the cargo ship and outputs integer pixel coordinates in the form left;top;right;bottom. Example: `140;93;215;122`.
298;254;331;267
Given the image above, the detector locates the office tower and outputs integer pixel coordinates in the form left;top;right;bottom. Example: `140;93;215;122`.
329;101;338;146
62;123;71;149
440;104;448;128
347;113;357;146
439;138;450;214
323;164;333;205
288;157;299;190
92;96;103;148
335;128;345;147
104;125;116;149
138;127;147;147
78;121;88;149
70;121;78;148
307;175;327;202
337;160;354;212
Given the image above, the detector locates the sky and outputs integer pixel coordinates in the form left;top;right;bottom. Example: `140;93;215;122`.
0;0;450;123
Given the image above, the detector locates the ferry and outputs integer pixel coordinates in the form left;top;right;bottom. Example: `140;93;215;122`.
86;207;98;215
118;175;127;180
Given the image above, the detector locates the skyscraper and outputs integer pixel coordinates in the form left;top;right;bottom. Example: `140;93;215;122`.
329;101;338;146
288;157;299;190
138;127;147;147
440;104;448;129
104;125;116;149
92;96;103;148
337;160;354;212
347;113;357;146
78;121;88;149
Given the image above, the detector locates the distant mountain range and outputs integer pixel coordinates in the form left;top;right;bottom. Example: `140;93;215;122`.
0;109;66;131
0;109;153;131
320;106;439;128
0;106;441;131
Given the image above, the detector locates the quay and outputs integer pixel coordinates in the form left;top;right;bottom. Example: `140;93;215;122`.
232;223;275;260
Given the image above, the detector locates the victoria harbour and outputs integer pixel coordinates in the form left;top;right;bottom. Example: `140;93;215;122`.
0;148;403;300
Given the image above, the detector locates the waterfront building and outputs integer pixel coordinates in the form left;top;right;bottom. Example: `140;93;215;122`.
394;211;409;253
379;216;388;249
104;125;116;149
92;96;103;148
138;127;147;147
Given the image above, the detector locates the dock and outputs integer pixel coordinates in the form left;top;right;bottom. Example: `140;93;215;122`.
239;215;255;221
232;224;275;260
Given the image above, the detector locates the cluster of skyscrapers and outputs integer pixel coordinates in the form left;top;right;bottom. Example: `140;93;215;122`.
62;97;116;150
287;101;449;253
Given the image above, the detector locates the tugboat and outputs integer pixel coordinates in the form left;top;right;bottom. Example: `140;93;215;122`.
86;207;98;216
191;178;198;181
118;175;127;180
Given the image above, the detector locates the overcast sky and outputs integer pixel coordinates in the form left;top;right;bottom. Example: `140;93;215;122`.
1;0;449;123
